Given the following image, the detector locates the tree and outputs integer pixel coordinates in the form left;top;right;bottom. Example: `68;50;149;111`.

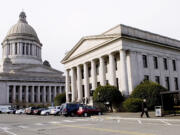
54;93;66;106
131;80;172;110
123;98;142;112
93;85;123;112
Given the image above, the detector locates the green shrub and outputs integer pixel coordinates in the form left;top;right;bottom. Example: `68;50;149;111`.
54;93;66;106
93;85;124;111
131;80;169;110
123;98;142;112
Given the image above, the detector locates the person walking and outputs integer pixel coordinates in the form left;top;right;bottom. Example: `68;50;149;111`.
141;99;150;118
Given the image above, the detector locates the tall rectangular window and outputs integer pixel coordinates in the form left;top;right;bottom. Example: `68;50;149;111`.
153;56;158;69
15;43;17;55
155;76;160;84
8;44;10;55
96;64;99;75
172;60;176;71
144;75;149;81
88;67;91;77
22;43;25;55
163;58;168;70
174;77;179;90
165;77;170;90
142;55;148;68
30;44;32;55
115;58;117;70
26;43;29;55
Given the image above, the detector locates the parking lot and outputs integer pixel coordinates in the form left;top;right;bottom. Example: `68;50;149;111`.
0;114;180;135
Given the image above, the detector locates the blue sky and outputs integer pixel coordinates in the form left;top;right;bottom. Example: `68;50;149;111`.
0;0;180;72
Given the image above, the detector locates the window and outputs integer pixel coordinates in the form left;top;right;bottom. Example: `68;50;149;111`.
144;75;149;81
30;44;32;55
15;43;17;55
115;58;117;70
116;78;119;90
105;61;108;73
163;58;168;70
165;77;170;90
106;80;109;85
88;67;91;77
172;60;176;71
26;43;29;55
153;56;158;69
96;64;99;75
174;77;179;90
155;76;160;84
142;55;148;68
81;68;84;79
22;43;25;55
8;43;10;55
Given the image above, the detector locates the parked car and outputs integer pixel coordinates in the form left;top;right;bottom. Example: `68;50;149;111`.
76;105;90;117
50;106;62;115
33;108;46;115
25;107;40;115
0;106;14;114
86;106;102;115
16;109;25;114
40;108;51;115
61;103;84;116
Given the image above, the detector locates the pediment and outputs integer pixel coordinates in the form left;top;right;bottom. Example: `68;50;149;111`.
62;35;118;62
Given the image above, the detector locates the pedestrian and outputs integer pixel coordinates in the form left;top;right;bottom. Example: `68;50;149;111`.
141;99;150;118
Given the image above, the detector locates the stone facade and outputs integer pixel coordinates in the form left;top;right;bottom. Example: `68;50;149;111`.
0;12;65;106
62;24;180;104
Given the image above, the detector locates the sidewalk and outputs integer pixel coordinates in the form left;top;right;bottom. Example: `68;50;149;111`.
100;112;180;119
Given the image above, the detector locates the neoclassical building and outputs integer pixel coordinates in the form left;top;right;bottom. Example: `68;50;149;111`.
62;24;180;104
0;12;65;105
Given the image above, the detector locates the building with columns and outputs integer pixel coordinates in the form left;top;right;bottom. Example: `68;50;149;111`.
0;12;65;106
61;24;180;104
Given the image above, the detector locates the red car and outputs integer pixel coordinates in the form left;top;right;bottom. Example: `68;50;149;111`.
76;106;102;117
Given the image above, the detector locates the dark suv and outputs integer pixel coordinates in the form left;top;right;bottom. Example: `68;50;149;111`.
61;103;83;116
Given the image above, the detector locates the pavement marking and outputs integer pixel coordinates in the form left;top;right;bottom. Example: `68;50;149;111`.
137;120;142;124
63;120;75;123
55;123;155;135
160;120;172;126
74;118;89;121
34;123;44;126
48;121;61;124
0;127;17;135
117;119;120;123
18;125;28;129
25;117;39;120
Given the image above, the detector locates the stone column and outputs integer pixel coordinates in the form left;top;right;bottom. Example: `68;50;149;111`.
71;67;76;102
84;63;90;99
43;86;46;103
37;86;40;103
25;86;29;103
48;86;51;103
19;86;22;102
31;86;34;103
77;65;83;102
120;49;129;96
99;57;106;86
109;53;116;86
91;59;97;90
65;69;70;102
12;85;16;103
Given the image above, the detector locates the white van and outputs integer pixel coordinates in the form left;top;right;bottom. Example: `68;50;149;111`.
0;105;12;113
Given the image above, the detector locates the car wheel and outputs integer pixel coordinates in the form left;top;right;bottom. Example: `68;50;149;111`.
83;113;88;117
71;112;75;117
98;112;102;115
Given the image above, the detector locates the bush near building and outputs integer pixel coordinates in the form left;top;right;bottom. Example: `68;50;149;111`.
123;98;142;112
54;93;66;106
130;80;171;110
93;85;124;112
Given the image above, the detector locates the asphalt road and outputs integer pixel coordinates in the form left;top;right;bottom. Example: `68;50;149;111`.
0;114;180;135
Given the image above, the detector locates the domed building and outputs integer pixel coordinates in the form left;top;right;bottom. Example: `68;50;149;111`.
0;12;65;106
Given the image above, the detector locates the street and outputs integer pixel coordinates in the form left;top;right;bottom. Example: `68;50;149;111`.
0;114;180;135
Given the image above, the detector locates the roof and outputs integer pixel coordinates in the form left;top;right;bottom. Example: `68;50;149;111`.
3;11;41;45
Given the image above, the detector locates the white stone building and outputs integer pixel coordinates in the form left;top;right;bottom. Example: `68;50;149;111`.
0;12;65;105
61;24;180;104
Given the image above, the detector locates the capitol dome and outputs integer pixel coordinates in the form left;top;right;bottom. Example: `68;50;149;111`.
3;11;41;44
1;11;42;65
